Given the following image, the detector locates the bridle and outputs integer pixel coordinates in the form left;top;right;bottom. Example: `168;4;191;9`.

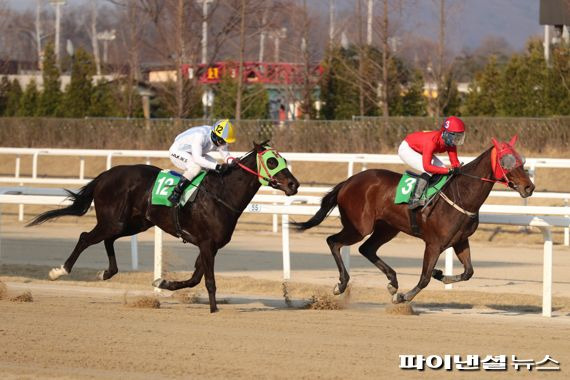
430;147;524;217
234;148;284;188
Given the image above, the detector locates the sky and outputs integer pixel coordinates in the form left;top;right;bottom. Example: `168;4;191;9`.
6;0;544;51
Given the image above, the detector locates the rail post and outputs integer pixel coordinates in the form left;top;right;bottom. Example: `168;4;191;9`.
530;217;553;317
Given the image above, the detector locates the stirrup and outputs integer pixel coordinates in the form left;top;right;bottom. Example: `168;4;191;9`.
408;198;425;210
168;191;181;206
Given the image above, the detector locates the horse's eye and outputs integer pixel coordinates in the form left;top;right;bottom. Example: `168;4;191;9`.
266;157;278;170
500;154;516;170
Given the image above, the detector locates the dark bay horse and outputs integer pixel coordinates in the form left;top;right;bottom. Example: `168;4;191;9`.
293;136;534;303
28;142;299;312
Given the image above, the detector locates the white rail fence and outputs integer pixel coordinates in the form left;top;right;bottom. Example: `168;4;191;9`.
1;147;570;243
0;190;569;317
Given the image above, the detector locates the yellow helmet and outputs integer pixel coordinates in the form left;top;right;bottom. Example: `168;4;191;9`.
212;119;236;144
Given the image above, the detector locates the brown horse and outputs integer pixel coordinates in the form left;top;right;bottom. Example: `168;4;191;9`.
293;136;535;303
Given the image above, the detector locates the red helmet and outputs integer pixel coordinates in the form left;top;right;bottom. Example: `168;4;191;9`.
441;116;465;133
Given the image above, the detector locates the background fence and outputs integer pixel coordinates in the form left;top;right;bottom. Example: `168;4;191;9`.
1;117;569;155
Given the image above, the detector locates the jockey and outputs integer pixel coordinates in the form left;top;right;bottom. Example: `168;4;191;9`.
167;119;236;206
398;116;465;209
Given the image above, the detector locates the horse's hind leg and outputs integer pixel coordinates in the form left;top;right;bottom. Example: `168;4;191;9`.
432;239;474;285
358;222;400;295
97;238;120;280
327;226;364;295
153;254;205;291
49;223;120;280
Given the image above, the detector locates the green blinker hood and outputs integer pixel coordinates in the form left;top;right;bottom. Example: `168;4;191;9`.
256;148;288;186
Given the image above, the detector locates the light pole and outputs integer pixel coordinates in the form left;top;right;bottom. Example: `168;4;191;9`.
96;29;116;65
50;0;66;68
259;6;268;62
270;28;287;62
367;0;374;45
197;0;214;64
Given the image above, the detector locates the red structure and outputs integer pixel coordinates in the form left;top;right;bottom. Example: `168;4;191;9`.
181;62;323;86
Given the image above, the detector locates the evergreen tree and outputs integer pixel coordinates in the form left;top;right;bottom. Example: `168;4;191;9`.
243;83;269;119
88;80;121;117
59;47;95;117
4;79;23;116
439;73;461;116
18;79;40;116
38;43;62;116
386;56;407;116
0;76;11;115
212;73;268;119
212;73;238;119
499;40;548;116
547;44;570;115
464;56;501;116
402;70;427;116
319;47;360;119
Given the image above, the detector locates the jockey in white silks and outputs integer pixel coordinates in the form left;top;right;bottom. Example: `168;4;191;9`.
167;119;236;206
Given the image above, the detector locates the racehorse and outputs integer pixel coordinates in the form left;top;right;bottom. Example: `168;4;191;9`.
28;142;299;312
293;136;534;304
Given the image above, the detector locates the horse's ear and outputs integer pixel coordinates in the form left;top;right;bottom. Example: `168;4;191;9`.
252;141;261;150
509;134;518;147
491;137;500;149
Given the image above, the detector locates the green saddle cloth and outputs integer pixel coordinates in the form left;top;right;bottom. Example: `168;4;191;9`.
151;170;207;207
394;172;449;205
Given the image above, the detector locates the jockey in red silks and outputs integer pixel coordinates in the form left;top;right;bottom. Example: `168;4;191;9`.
398;116;465;209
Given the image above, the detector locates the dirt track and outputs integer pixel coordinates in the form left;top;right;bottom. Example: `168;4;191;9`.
1;281;569;379
1;222;570;378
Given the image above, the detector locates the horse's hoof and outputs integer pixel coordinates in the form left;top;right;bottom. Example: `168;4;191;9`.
432;269;444;281
387;283;398;295
392;293;405;304
210;307;219;313
152;278;166;289
333;283;346;295
48;265;68;281
96;270;105;281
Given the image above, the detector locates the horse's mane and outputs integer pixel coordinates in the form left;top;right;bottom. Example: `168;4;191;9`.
461;145;493;172
236;140;271;162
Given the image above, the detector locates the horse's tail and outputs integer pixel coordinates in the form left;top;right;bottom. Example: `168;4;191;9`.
26;177;99;227
292;180;345;231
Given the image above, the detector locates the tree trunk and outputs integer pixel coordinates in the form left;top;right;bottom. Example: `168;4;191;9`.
381;0;389;118
235;0;246;122
175;0;186;120
357;0;364;116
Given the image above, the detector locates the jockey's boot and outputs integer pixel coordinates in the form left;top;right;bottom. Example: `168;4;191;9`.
408;173;431;210
168;177;191;207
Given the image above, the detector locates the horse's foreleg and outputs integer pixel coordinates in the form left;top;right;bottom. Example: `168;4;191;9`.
153;254;205;291
326;227;363;295
393;243;439;303
431;240;473;285
199;242;218;313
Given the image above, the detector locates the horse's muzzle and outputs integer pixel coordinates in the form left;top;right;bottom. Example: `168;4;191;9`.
286;180;299;195
521;183;535;198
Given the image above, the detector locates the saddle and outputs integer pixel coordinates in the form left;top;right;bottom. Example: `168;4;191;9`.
395;171;449;236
